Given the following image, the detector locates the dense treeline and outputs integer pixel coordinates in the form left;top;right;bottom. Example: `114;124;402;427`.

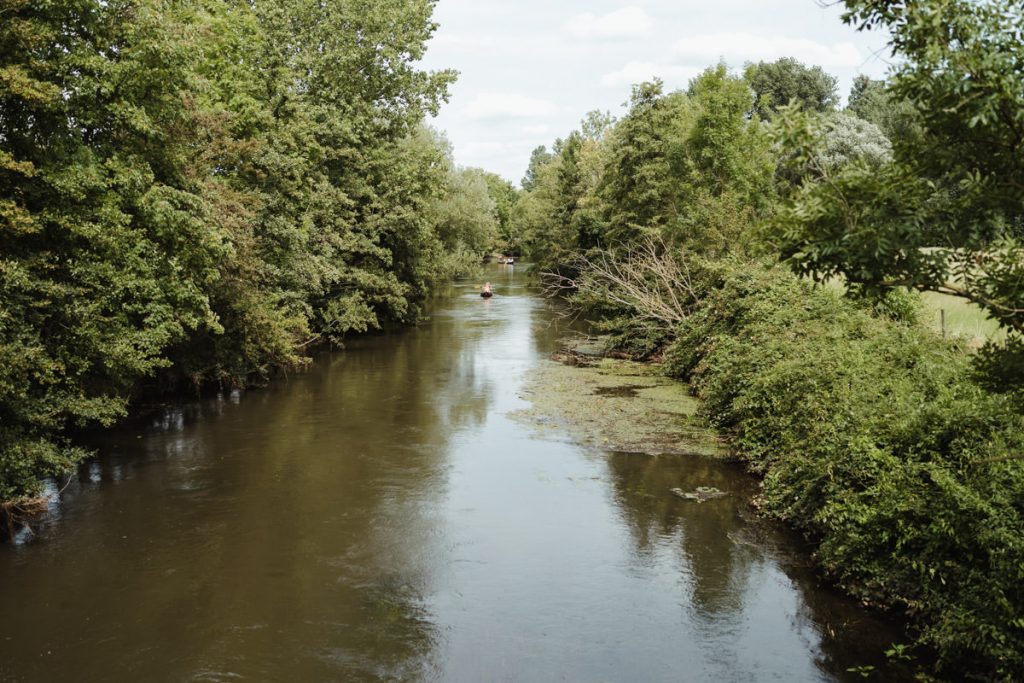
0;0;502;506
514;0;1023;677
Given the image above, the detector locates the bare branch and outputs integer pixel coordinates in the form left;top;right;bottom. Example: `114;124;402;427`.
540;237;699;331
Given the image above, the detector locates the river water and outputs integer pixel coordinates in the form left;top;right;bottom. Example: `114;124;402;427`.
0;265;908;682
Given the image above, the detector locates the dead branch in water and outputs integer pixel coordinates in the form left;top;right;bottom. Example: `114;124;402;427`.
0;494;53;541
541;237;699;329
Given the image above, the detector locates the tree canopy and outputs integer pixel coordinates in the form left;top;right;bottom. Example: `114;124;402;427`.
744;57;839;119
0;0;498;503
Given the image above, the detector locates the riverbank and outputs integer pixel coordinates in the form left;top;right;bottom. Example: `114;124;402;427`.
569;259;1024;680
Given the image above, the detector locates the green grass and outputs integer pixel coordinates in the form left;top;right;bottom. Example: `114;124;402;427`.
819;277;1005;347
919;291;1006;346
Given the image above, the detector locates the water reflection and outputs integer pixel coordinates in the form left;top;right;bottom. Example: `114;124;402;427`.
0;265;910;682
603;451;910;679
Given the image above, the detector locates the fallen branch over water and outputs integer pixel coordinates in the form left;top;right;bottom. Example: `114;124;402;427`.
542;237;700;330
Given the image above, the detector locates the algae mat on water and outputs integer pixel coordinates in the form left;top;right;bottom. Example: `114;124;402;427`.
512;347;726;458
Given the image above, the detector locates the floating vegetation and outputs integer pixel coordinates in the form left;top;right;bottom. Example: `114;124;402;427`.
513;342;726;458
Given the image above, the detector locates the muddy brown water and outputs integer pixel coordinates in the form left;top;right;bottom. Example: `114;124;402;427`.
0;265;911;682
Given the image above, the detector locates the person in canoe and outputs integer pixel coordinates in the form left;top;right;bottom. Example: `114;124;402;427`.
481;282;493;298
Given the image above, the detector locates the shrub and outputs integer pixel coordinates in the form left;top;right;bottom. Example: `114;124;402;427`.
660;261;1024;678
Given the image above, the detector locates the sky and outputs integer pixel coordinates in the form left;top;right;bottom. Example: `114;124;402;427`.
418;0;894;184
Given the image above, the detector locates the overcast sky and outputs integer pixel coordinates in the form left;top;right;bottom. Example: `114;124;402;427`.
418;0;894;183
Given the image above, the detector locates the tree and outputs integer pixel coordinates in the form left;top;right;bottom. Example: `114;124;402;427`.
846;75;922;145
776;0;1024;386
1;0;228;501
481;172;520;254
515;129;606;272
817;114;892;172
599;80;695;244
580;109;616;141
521;145;553;191
0;0;470;506
744;57;839;119
431;166;498;264
679;65;776;252
776;112;892;187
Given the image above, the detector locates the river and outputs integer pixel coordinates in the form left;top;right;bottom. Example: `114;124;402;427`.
0;264;908;682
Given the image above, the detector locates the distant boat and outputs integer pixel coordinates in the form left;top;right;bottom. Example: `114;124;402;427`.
498;256;515;265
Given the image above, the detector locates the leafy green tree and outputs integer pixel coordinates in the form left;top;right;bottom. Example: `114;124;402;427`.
511;157;559;266
521;145;553;191
513;107;619;271
1;0;228;500
846;74;922;144
481;172;520;254
685;65;775;201
599;80;695;244
580;109;616;141
521;69;775;266
260;0;455;340
598;69;774;252
745;57;839;119
679;65;776;253
517;134;596;272
0;0;475;506
431;166;498;270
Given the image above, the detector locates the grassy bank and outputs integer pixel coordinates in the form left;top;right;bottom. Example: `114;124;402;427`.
647;261;1024;679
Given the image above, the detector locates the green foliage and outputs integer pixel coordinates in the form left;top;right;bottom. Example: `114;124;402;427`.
481;171;519;254
515;66;776;270
744;57;839;119
514;118;611;273
677;65;776;252
777;0;1024;389
599;80;695;244
430;164;499;275
1;0;228;498
0;0;488;503
846;75;923;145
662;262;1024;679
816;113;892;173
514;4;1024;673
521;145;553;191
773;109;892;190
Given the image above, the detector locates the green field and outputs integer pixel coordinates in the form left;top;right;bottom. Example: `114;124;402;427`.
821;279;1005;348
920;291;1006;346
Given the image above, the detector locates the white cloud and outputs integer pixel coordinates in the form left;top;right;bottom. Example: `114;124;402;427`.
566;6;653;40
522;124;551;135
601;61;702;88
461;140;537;157
455;139;541;179
672;32;863;68
430;33;496;52
465;92;556;121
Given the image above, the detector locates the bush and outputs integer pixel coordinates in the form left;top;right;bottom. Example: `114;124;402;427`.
660;261;1024;679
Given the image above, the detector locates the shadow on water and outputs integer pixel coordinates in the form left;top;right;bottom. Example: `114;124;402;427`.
0;264;912;682
602;452;914;680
